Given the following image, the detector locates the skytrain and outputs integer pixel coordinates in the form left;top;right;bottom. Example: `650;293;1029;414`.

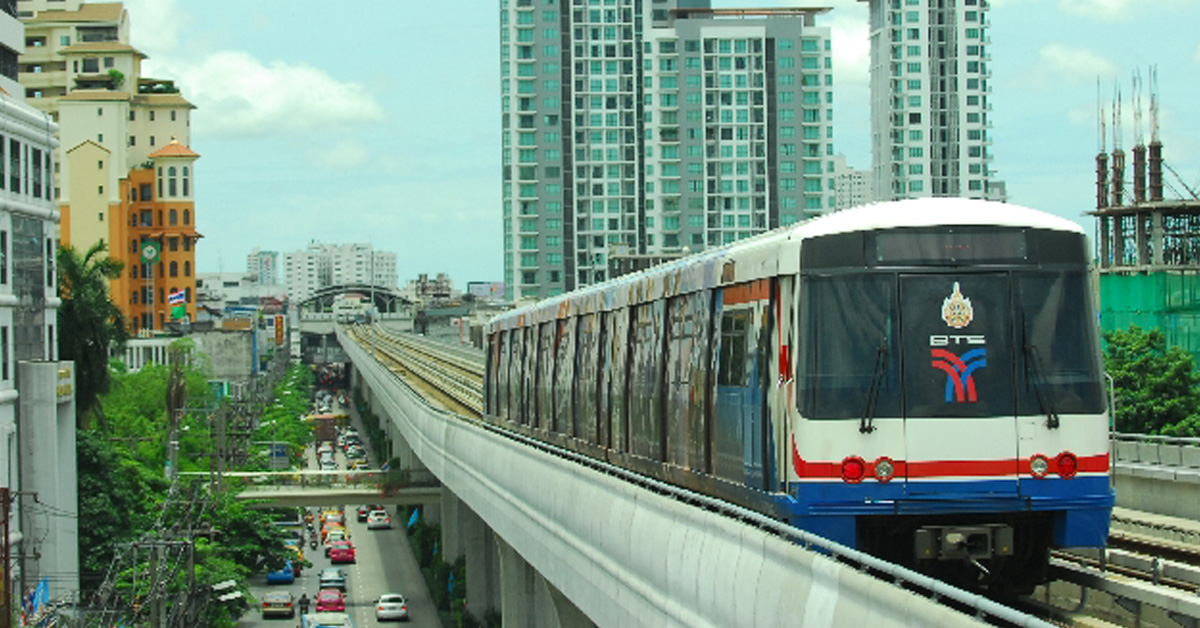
484;198;1113;593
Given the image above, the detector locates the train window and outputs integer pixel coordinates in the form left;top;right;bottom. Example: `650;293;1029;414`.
537;322;555;429
798;274;901;419
522;327;538;427
665;291;712;472
576;314;600;444
499;331;511;421
604;308;632;452
630;301;665;461
874;228;1027;265
554;318;577;436
1015;272;1105;415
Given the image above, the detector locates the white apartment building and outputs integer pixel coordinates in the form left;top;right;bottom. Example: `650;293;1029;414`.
247;247;279;286
283;242;397;304
0;0;80;609
831;154;872;210
863;0;1004;202
18;0;196;254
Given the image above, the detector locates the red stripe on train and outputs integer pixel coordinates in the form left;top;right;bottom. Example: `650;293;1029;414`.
790;439;1109;480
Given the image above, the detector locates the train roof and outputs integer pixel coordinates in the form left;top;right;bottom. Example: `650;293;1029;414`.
488;199;1085;330
794;198;1084;239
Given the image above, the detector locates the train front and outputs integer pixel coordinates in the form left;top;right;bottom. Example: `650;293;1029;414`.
787;210;1113;593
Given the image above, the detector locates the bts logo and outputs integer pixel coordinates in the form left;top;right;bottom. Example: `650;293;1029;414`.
931;348;987;403
931;282;985;403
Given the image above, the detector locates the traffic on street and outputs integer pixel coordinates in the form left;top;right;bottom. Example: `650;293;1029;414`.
238;389;435;627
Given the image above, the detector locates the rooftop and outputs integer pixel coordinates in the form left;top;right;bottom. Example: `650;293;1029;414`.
28;2;124;23
148;139;200;159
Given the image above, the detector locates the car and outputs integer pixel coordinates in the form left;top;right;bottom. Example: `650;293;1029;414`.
375;593;409;622
317;442;333;455
266;561;295;584
318;567;347;591
367;510;393;530
315;588;345;612
324;529;348;555
261;591;295;618
329;540;356;564
356;504;381;522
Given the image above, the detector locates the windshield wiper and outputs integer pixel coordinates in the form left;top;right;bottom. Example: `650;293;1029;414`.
1024;340;1060;430
860;343;888;434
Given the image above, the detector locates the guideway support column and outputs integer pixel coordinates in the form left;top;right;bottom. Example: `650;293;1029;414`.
497;536;595;628
463;503;500;619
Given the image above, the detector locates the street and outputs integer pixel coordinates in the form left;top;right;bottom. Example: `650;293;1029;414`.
238;392;437;627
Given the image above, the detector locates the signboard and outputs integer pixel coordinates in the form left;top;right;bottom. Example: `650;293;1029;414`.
274;314;284;346
140;239;161;265
56;366;73;403
467;281;506;299
268;443;289;470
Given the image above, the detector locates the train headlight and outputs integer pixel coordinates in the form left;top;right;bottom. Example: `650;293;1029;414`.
1057;452;1078;479
1029;454;1049;479
874;457;895;483
841;456;866;483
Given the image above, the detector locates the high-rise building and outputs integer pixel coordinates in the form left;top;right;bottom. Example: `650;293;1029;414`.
501;1;835;300
830;154;872;210
863;0;1004;202
20;1;201;332
283;243;397;304
248;247;280;286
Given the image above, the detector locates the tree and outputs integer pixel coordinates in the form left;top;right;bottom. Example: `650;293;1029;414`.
1104;325;1200;435
58;242;127;427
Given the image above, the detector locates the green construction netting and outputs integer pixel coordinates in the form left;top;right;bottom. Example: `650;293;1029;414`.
1100;273;1200;358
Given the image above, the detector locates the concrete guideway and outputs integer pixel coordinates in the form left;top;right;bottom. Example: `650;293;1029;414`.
339;327;1055;628
178;470;443;509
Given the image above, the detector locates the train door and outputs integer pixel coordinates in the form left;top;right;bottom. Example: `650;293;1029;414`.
899;274;1019;495
713;281;771;491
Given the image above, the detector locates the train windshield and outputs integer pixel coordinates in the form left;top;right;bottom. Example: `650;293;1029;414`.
797;229;1105;420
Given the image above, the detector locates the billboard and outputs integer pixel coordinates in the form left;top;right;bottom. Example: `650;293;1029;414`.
467;281;506;300
274;314;284;345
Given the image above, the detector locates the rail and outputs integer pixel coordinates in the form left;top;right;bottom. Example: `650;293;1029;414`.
350;325;485;415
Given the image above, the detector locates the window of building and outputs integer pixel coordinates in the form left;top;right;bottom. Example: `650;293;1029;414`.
82;58;99;73
128;136;135;146
169;261;178;277
104;57;114;68
183;209;190;225
149;111;156;121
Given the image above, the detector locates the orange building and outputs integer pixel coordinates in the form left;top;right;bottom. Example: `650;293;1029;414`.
106;139;201;332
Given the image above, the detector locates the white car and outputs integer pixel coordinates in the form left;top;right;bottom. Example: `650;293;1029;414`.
375;593;409;621
366;510;393;530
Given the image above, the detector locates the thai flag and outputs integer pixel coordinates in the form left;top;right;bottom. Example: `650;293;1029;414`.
168;290;185;305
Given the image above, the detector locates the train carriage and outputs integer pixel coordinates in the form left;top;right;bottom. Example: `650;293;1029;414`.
485;198;1113;593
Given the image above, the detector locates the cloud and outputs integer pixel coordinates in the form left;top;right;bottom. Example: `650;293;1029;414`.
1058;0;1135;20
147;52;384;137
1034;44;1117;85
124;0;187;54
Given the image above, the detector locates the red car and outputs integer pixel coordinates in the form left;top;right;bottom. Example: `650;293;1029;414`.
316;588;345;612
328;540;356;564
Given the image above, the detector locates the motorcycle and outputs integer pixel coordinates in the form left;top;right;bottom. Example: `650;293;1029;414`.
309;538;318;551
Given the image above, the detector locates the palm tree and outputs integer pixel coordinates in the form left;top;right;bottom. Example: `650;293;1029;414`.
58;242;127;427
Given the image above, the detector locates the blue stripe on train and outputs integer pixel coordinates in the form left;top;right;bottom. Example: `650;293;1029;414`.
776;476;1113;549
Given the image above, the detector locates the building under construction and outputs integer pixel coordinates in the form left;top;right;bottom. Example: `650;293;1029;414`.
1090;69;1200;357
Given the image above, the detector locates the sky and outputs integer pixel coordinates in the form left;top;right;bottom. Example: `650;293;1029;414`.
120;0;1200;288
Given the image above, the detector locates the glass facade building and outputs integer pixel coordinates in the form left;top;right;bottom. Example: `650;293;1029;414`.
501;1;835;299
864;0;1005;202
